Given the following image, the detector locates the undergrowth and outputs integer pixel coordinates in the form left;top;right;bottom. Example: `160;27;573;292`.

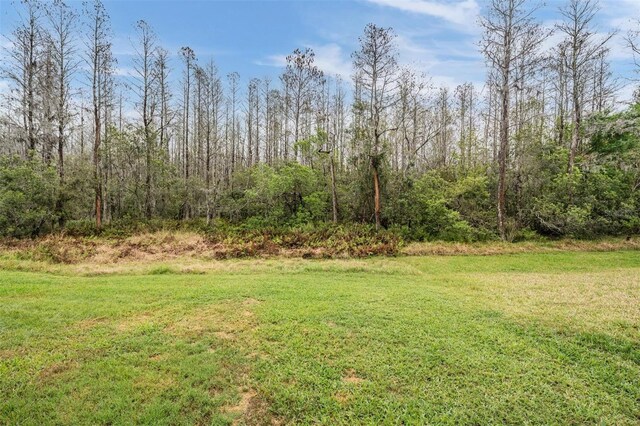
1;223;404;263
1;220;639;264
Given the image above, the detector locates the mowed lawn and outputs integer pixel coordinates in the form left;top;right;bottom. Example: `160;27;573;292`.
1;252;639;425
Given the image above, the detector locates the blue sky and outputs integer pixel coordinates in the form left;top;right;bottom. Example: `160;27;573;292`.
0;0;638;99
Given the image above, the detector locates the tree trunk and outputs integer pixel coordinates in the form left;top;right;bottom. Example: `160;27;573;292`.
330;153;338;223
568;92;580;173
94;111;102;229
372;159;381;230
497;72;510;240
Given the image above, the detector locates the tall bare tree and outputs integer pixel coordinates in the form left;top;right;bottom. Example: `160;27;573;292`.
557;0;614;174
246;78;260;167
46;0;78;192
225;71;240;179
281;48;323;163
85;0;112;229
132;20;158;218
480;0;546;240
352;23;398;229
154;47;172;155
1;0;45;157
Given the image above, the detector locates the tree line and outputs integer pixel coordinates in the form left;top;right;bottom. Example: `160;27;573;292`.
1;0;639;241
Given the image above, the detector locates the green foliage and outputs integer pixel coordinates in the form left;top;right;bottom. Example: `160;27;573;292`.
0;156;59;237
220;163;328;226
3;104;640;242
528;105;640;237
386;171;486;242
58;156;94;222
589;104;640;155
294;130;328;165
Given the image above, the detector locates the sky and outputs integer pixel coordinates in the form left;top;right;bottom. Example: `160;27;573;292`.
0;0;639;101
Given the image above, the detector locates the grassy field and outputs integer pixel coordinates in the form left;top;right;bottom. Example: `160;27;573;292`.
1;251;639;425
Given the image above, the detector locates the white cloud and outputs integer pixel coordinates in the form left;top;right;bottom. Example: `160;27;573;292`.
255;54;287;68
395;33;442;72
615;79;637;106
608;32;632;61
364;0;480;27
310;43;353;78
602;0;639;32
112;35;137;57
393;30;485;90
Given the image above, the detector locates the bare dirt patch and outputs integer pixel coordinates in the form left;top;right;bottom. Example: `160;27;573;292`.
0;349;20;360
38;360;77;382
215;331;235;340
225;389;257;415
224;388;281;426
334;391;351;405
342;369;365;384
148;353;165;361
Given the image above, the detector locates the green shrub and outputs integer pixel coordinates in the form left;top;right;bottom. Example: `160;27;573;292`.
0;156;59;237
385;171;484;242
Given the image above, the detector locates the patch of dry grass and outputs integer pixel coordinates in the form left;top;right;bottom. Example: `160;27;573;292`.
2;233;638;280
446;269;640;338
164;300;258;341
3;232;638;282
0;228;401;265
402;238;640;256
0;252;420;277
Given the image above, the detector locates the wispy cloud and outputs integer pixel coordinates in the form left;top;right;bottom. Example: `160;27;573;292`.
601;0;639;32
257;30;484;91
113;66;137;78
255;55;287;68
364;0;480;27
310;43;353;78
394;31;485;89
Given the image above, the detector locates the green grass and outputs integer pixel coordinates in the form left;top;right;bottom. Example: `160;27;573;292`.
1;251;639;425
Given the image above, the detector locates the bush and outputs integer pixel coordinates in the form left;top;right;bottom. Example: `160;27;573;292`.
0;156;59;237
385;171;485;242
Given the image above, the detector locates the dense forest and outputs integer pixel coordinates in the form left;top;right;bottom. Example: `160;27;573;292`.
1;0;639;241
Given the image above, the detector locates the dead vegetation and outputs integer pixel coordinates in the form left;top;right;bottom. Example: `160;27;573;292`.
1;232;638;267
224;388;281;426
38;361;77;383
0;233;638;279
342;369;365;385
453;269;640;336
0;229;401;265
164;300;258;341
402;238;640;256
